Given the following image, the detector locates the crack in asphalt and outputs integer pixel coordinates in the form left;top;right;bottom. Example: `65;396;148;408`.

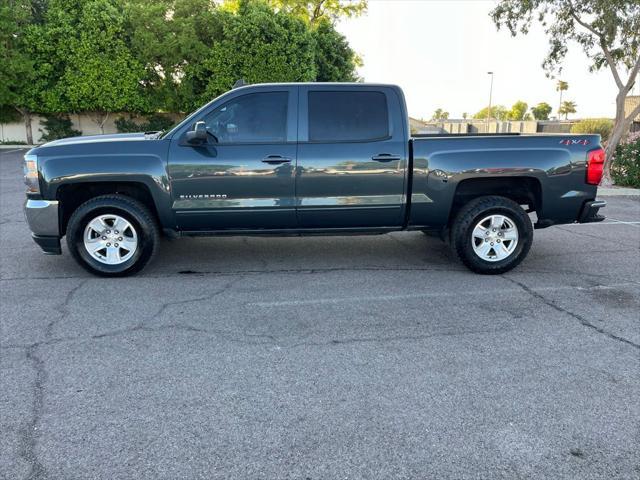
503;277;640;351
47;280;88;339
2;266;638;287
0;264;468;282
287;327;511;348
16;279;87;480
19;345;47;480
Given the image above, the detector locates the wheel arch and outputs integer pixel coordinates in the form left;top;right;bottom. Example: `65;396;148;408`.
57;182;161;235
448;176;542;226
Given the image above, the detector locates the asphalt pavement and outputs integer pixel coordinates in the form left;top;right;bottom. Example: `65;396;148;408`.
1;148;639;479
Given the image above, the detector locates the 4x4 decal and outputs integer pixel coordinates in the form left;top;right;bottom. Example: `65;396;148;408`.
559;138;590;146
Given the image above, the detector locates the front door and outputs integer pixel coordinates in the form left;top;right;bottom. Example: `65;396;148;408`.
167;88;297;231
296;86;408;228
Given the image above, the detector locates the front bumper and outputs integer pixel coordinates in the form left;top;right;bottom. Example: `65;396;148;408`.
578;200;606;223
24;199;62;255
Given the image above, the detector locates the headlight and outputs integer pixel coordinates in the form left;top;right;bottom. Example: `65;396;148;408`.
23;154;40;194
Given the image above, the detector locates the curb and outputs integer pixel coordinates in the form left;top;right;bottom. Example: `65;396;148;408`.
598;187;640;196
0;145;36;149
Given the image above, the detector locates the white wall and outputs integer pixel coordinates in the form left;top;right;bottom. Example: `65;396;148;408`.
0;113;180;144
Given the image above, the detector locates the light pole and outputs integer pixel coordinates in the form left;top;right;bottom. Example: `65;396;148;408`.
487;71;494;133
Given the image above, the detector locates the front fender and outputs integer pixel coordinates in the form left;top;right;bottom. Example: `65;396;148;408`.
35;139;173;228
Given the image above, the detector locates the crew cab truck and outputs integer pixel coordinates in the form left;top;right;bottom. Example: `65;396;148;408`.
23;83;606;276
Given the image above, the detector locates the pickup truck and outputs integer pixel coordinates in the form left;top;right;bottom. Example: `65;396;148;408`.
23;82;606;276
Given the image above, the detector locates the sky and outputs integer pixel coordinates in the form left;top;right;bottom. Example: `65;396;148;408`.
336;0;635;120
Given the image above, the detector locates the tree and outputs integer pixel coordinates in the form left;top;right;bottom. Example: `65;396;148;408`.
275;0;367;24
474;105;508;120
531;102;553;120
507;100;528;120
462;112;468;120
431;108;450;121
63;0;147;131
27;0;148;132
491;0;640;185
312;18;360;81
556;80;568;117
195;2;316;109
225;0;368;24
125;0;226;113
558;100;577;119
0;0;40;143
126;0;359;112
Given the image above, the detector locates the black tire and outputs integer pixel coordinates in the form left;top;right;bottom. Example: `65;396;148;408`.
451;195;533;275
66;194;159;277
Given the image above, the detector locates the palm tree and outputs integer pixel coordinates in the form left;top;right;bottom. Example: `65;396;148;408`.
558;100;577;120
556;80;569;118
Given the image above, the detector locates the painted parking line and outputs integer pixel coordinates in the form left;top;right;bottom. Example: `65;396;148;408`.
607;218;640;227
0;149;26;155
561;220;640;227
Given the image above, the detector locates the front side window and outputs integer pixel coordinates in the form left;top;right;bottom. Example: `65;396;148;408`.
203;92;288;144
308;91;389;142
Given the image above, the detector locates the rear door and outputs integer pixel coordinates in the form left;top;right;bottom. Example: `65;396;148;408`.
296;85;408;228
167;86;298;231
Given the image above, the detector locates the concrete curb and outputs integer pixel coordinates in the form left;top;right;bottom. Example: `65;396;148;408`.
0;145;36;149
598;187;640;196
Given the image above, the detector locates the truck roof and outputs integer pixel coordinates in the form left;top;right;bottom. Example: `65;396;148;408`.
232;82;402;89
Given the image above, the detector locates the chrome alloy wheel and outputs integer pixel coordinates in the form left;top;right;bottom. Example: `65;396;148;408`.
471;214;519;262
83;214;138;265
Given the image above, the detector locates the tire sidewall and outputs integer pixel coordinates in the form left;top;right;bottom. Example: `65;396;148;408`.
455;199;533;274
67;200;156;276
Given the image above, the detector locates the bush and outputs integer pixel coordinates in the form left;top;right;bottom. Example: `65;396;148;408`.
570;118;614;142
114;116;139;133
0;106;21;123
611;131;640;188
39;115;81;141
145;114;177;132
115;114;176;133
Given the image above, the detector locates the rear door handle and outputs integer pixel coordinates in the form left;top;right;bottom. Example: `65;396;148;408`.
262;155;292;164
372;154;401;162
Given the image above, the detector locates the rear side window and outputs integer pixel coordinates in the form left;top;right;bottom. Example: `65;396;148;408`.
308;91;389;142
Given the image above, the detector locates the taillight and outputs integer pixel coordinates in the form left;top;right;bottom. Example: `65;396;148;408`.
586;148;605;185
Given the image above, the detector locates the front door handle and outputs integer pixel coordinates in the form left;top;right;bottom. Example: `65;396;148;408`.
262;155;292;164
372;154;401;162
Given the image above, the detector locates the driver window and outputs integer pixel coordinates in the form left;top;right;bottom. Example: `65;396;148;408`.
203;92;288;144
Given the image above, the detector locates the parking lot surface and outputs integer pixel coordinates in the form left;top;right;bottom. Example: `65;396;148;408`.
1;148;639;479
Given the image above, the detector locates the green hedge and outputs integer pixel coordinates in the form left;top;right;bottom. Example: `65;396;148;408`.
570;118;614;142
115;114;177;133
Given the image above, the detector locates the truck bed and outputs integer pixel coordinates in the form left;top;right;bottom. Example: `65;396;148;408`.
408;134;600;228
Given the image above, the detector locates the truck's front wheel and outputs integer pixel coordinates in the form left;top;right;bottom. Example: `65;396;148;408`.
66;195;159;276
451;196;533;274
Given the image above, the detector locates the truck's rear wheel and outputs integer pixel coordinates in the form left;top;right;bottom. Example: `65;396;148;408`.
451;196;532;274
66;195;159;276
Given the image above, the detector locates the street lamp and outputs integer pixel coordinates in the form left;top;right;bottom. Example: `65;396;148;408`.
487;71;494;133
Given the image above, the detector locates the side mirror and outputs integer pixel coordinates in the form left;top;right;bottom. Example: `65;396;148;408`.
185;121;208;144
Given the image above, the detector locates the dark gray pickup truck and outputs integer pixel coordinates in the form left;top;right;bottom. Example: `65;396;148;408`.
24;83;606;276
